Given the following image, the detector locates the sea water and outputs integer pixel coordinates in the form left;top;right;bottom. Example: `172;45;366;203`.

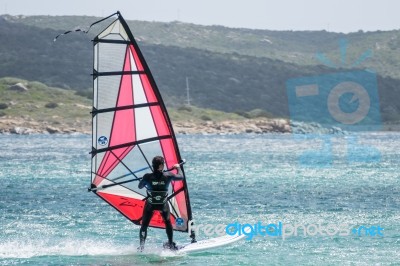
0;133;399;265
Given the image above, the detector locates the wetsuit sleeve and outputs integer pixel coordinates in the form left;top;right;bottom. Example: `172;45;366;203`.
165;167;184;181
138;174;149;189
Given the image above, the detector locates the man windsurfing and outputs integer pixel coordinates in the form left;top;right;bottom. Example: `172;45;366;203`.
138;156;184;251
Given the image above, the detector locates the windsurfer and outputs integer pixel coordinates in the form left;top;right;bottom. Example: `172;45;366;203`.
138;156;184;251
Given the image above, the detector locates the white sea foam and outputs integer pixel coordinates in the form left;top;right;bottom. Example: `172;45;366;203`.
0;238;137;258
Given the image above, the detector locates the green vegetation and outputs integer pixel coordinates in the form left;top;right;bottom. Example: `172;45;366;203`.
0;78;252;125
169;105;245;122
0;77;92;125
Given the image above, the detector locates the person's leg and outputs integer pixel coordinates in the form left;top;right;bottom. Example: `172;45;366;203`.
139;202;153;250
161;204;175;248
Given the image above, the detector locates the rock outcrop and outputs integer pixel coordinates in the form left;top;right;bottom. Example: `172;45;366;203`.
7;83;29;92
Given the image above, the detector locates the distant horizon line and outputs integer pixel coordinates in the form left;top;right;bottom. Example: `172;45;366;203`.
1;13;399;34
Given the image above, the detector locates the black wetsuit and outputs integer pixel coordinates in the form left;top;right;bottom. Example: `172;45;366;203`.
138;168;183;247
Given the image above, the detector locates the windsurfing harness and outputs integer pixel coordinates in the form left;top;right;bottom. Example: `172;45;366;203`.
140;170;184;205
88;12;194;235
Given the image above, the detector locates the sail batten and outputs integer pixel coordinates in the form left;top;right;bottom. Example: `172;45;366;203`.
92;102;160;115
93;70;146;77
94;39;131;44
91;135;173;155
90;12;193;233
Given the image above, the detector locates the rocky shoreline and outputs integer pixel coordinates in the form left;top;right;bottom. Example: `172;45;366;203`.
0;117;91;135
174;119;346;134
0;116;348;135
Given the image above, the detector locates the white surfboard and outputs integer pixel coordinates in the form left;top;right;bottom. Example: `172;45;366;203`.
175;231;246;254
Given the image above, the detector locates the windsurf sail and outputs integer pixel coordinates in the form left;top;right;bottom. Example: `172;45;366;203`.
88;12;194;239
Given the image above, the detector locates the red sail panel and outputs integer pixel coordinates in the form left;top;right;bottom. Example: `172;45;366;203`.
98;192;145;221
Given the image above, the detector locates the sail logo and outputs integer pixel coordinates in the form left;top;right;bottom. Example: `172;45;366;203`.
97;136;108;146
175;217;185;228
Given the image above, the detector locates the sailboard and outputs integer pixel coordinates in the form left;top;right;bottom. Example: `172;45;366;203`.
55;11;247;253
175;230;248;254
88;12;195;240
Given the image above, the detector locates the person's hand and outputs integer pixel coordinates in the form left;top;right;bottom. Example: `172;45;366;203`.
173;164;180;169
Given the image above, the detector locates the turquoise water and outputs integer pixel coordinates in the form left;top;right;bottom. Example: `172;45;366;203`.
1;133;399;265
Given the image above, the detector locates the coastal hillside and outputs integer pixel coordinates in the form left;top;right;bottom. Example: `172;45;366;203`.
6;14;400;79
0;15;399;124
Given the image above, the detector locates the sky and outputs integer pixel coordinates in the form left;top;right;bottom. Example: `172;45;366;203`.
0;0;399;33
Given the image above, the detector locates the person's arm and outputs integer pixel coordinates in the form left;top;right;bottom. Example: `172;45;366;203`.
167;164;184;180
138;174;148;189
